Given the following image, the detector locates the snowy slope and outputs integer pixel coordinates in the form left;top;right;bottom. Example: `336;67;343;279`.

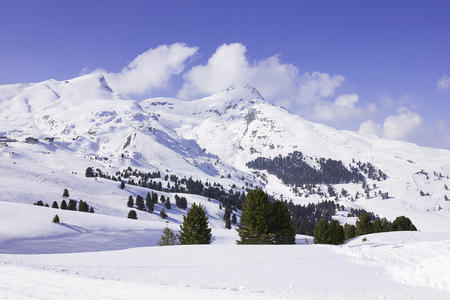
142;84;450;231
0;231;449;299
1;74;450;299
1;74;450;232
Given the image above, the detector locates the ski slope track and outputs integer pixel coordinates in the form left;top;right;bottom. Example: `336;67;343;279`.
0;74;450;299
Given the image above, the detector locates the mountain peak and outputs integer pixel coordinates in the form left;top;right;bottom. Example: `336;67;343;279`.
221;84;265;101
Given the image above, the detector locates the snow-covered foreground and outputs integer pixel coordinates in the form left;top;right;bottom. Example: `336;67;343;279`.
0;231;449;299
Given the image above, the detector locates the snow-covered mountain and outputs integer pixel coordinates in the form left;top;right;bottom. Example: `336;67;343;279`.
2;73;450;299
1;73;450;232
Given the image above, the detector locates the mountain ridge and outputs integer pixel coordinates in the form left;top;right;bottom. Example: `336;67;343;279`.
1;73;450;232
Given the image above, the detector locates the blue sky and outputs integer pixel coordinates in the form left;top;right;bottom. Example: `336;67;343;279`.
0;0;449;148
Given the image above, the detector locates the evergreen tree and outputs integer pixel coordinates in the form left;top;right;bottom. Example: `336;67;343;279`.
60;199;67;210
269;201;296;244
136;195;145;210
392;216;417;231
89;207;94;213
53;214;60;224
128;209;137;219
44;203;49;207
344;224;356;241
231;213;237;225
34;200;44;206
68;199;77;211
152;192;158;204
328;220;344;245
355;214;373;236
380;217;392;232
63;188;69;198
85;167;95;177
52;201;59;209
223;206;232;229
79;200;89;212
120;181;125;189
165;198;171;209
160;195;166;203
237;190;272;244
147;201;154;213
314;218;331;244
158;227;178;246
146;192;151;207
179;203;212;244
127;195;134;208
372;219;383;233
160;208;168;219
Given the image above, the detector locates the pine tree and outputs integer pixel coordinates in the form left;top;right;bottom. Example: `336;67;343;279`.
128;209;137;219
146;192;151;206
60;200;67;210
328;220;344;245
231;213;237;225
165;198;171;209
85;167;95;177
344;224;356;241
79;200;89;212
392;216;417;231
314;218;330;244
148;199;155;211
160;195;166;203
158;227;178;246
152;192;158;205
355;214;373;236
53;214;60;224
237;190;272;244
269;201;296;244
127;195;134;208
160;208;168;219
223;206;232;229
179;203;212;244
380;217;392;232
89;207;94;213
68;199;77;211
136;195;145;210
120;181;125;189
63;189;69;198
34;200;44;206
52;201;59;209
372;219;383;233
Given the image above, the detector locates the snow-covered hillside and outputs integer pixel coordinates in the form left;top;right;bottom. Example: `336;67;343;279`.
1;231;449;299
1;74;450;231
1;74;450;298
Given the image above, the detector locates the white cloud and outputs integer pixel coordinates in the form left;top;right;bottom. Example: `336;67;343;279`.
297;72;344;104
178;43;370;123
313;94;365;121
359;108;423;141
178;43;299;100
106;43;198;96
437;75;450;91
359;120;383;136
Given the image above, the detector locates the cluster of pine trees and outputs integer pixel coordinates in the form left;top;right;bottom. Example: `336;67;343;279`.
314;214;418;245
237;190;296;244
34;189;94;213
158;203;212;245
247;152;366;186
286;200;340;235
88;166;248;210
126;191;191;220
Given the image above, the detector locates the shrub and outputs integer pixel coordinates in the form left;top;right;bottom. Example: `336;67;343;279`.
158;227;178;246
128;209;137;219
53;215;60;224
